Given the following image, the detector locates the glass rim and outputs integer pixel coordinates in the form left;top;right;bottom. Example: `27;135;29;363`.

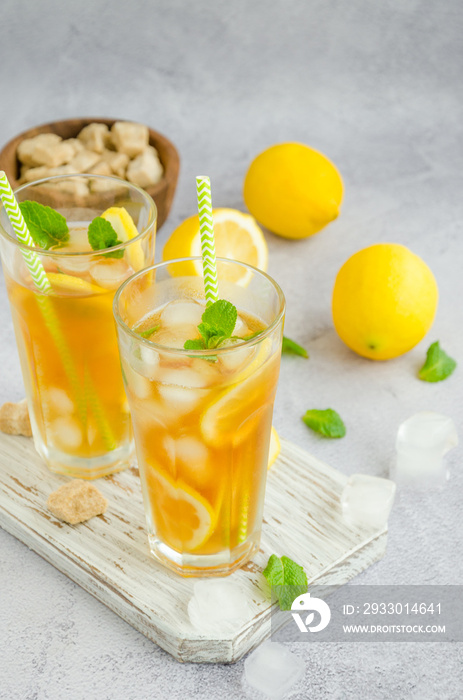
0;174;157;257
113;256;286;356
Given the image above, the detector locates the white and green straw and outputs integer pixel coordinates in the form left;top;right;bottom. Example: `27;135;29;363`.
196;176;219;306
0;172;51;292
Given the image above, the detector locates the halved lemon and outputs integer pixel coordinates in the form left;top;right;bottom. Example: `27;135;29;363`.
100;206;145;271
47;272;105;295
268;426;281;469
201;338;275;446
146;466;215;552
162;208;268;286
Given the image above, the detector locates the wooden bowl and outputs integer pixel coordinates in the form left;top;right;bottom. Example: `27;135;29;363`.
0;117;180;231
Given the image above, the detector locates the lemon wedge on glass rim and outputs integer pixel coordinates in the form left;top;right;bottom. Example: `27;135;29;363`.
100;206;145;271
162;208;268;286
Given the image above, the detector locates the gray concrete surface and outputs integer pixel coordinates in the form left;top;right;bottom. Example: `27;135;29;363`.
0;1;462;698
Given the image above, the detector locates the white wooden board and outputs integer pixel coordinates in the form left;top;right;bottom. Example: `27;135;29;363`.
0;433;387;663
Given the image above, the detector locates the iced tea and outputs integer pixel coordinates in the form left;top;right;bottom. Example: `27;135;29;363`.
114;259;285;575
0;176;156;478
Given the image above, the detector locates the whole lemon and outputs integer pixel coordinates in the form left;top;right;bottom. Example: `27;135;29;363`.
243;142;343;239
332;244;438;360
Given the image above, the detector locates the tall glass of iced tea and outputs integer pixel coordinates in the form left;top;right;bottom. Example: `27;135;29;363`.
0;175;156;478
114;258;285;576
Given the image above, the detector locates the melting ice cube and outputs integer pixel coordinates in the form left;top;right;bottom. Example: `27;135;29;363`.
341;474;396;530
47;387;74;414
90;259;132;289
151;326;202;350
188;580;253;636
394;411;458;487
160;300;205;327
157;383;203;413
219;338;256;372
243;641;305;700
50;416;83;450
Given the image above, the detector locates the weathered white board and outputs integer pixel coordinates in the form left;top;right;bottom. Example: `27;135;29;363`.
0;433;387;663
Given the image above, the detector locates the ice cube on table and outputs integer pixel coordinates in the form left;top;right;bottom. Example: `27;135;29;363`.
188;580;253;636
341;474;396;530
244;641;305;700
160;300;205;327
394;412;458;487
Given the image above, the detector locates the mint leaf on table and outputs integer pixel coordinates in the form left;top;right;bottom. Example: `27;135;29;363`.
19;200;69;250
282;336;309;358
418;341;457;383
184;299;238;351
87;217;124;259
263;554;308;610
138;325;160;339
302;409;346;438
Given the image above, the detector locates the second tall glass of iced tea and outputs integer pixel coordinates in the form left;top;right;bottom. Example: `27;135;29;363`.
0;175;156;478
114;258;285;576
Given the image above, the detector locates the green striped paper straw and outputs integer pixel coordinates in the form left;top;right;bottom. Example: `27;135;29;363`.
0;172;51;292
196;176;219;306
0;171;116;451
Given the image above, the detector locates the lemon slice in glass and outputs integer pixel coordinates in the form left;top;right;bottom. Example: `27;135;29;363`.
146;466;216;552
100;206;145;271
268;426;281;469
47;272;105;295
201;338;275;446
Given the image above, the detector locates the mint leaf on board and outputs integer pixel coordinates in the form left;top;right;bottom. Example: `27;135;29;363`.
138;325;160;339
418;341;457;383
19;200;69;250
87;217;124;259
282;336;309;358
302;408;346;438
263;554;308;610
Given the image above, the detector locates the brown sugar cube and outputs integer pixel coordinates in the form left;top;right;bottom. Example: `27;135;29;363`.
126;146;163;188
88;159;112;177
101;150;130;178
47;479;108;525
34;141;75;168
65;138;84;156
110;122;149;158
69;149;101;173
47;164;75;177
17;133;62;166
46;176;90;197
89;177;125;195
19;165;51;183
78;123;110;154
0;399;32;437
